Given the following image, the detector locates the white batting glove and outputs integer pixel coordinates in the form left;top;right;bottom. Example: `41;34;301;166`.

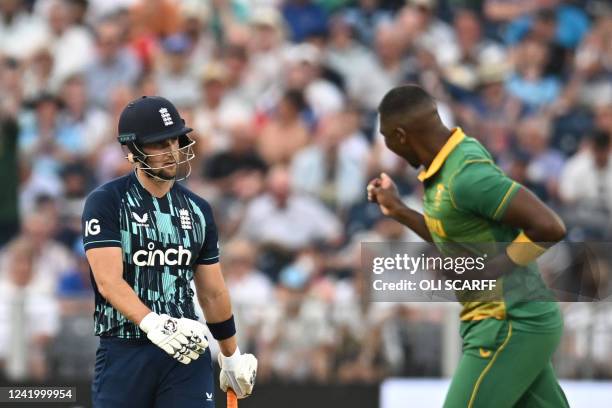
218;348;258;399
139;312;207;364
177;317;209;355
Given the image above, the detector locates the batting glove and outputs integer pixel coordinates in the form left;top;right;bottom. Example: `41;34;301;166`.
139;312;207;364
177;317;209;355
218;348;257;398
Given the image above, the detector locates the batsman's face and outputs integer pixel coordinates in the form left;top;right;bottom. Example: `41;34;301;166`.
142;136;180;178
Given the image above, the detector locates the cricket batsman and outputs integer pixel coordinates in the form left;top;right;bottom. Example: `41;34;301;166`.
368;85;569;407
82;96;257;407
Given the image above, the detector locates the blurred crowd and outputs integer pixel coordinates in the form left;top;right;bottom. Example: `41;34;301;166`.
0;0;611;384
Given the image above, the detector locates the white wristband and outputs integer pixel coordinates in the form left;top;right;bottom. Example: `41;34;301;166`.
220;347;241;371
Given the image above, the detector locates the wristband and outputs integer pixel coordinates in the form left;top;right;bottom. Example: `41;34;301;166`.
506;231;546;266
219;346;241;371
207;315;236;340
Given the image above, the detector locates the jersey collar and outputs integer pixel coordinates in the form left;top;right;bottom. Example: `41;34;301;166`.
417;127;465;182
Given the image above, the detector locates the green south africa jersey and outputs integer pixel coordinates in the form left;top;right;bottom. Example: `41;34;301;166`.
419;128;561;332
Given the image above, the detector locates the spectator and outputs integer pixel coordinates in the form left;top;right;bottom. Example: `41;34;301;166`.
239;165;342;251
395;0;460;67
246;7;289;108
222;239;274;351
512;115;565;201
559;131;612;239
502;0;589;49
455;62;521;157
443;9;505;92
343;0;393;47
0;238;59;380
179;0;215;69
258;263;334;382
59;74;111;157
324;13;380;110
46;0;94;89
1;210;74;296
154;33;200;108
0;0;49;61
506;38;561;109
257;89;310;165
284;43;345;118
291;109;371;209
85;18;141;108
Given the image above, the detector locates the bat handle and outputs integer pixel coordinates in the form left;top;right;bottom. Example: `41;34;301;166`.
227;388;238;408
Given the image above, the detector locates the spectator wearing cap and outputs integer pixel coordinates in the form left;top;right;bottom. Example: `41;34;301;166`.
456;61;520;158
154;33;200;108
85;18;141;108
246;7;290;109
258;256;334;382
193;62;232;154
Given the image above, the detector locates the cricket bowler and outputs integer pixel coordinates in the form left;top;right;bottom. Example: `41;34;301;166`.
368;85;569;407
82;96;257;407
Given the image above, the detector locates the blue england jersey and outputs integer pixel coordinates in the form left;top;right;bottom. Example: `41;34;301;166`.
81;172;219;338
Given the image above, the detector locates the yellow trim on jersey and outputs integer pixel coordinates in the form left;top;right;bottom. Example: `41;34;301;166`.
460;302;506;321
492;181;519;220
468;322;513;408
418;128;466;182
506;231;547;266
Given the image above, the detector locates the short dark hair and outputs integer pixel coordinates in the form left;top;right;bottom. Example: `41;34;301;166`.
592;130;611;149
283;89;307;112
378;85;435;118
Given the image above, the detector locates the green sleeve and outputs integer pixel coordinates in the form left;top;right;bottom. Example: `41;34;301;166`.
449;160;521;221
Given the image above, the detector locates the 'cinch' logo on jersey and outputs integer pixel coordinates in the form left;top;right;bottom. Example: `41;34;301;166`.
133;242;192;266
